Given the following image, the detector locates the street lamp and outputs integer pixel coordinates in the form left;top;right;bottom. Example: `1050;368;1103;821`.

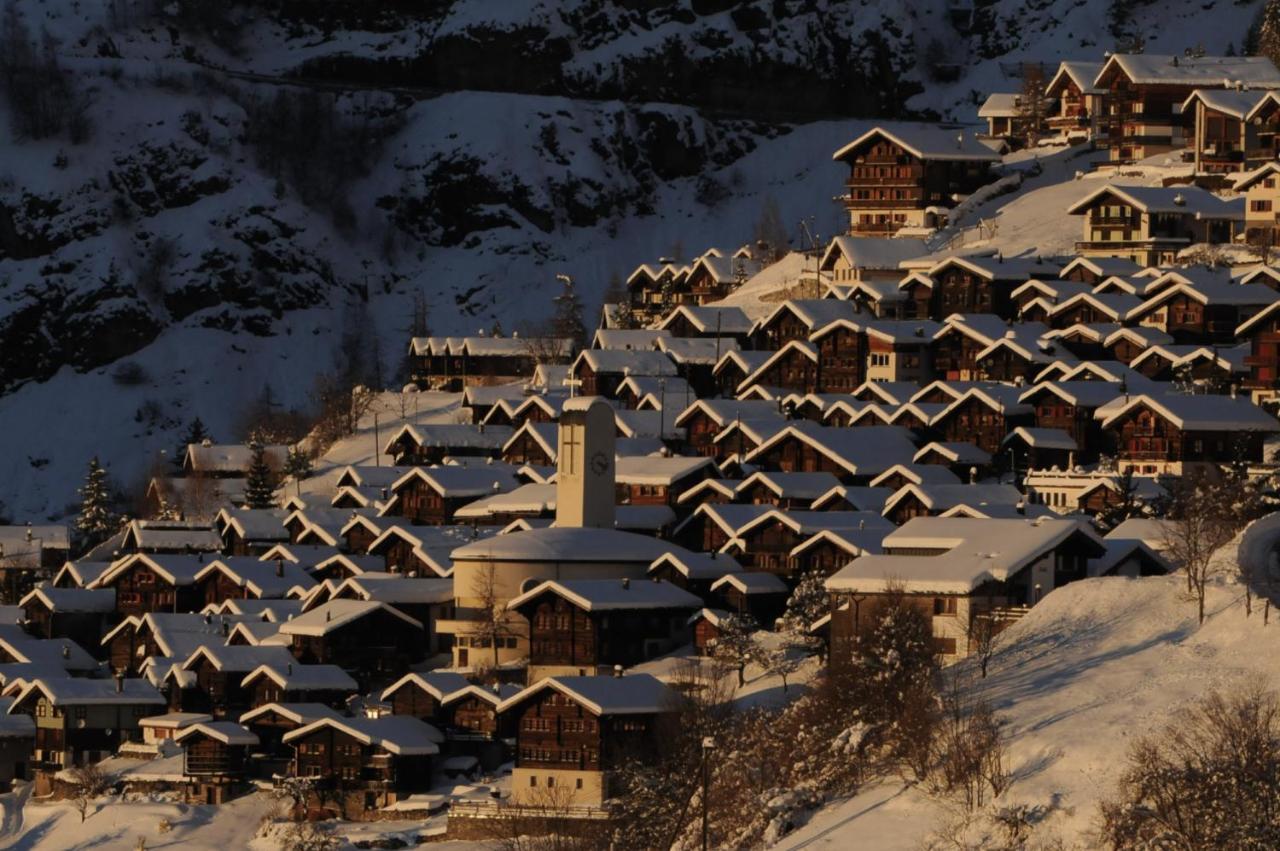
701;735;716;851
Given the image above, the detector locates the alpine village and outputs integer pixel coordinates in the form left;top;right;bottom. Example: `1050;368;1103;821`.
15;2;1280;850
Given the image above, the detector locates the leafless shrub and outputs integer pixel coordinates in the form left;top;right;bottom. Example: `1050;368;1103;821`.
67;763;111;822
111;361;150;386
1098;687;1280;849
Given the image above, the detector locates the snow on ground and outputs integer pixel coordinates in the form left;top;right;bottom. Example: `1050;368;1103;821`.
779;562;1280;849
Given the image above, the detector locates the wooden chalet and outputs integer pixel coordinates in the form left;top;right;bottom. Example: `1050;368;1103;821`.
1067;184;1242;267
831;124;1000;235
1127;279;1276;344
279;600;426;692
826;517;1106;662
380;671;471;722
168;645;296;718
19;587;114;655
710;573;789;627
499;674;675;808
673;399;784;458
1044;61;1105;142
90;554;208;618
10;676;166;769
931;386;1035;458
1182;88;1274;173
382;424;512;467
569;349;677;398
240;662;358;711
1019;380;1121;463
239;702;344;766
508;579;701;681
283;715;442;817
382;467;519;526
173;721;258;803
1093;53;1280;163
1097;392;1280;475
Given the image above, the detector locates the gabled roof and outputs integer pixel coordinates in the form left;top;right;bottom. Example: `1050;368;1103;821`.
387;466;520;500
656;305;754;335
1098;393;1280;432
882;482;1022;516
1002;427;1077;451
277;600;422;637
826;516;1104;594
820;235;931;271
1066;184;1244;220
92;553;213;589
1045;60;1105;96
1018;380;1123;409
868;464;963;488
1180;87;1269;119
647;550;742;581
745;422;918;478
380;671;472;703
1048;291;1141;322
18;587;115;614
240;663;358;692
832;123;1002;163
673;398;784;429
497;674;676;717
11;677;165;708
914;441;993;465
1095;53;1280;88
572;348;678;377
239;702;345;726
1131;281;1279;318
507;579;702;613
173;721;259;747
195;557;316;599
1233;160;1280;192
711;572;790;595
180;644;295;674
733;470;843;501
1058;256;1143;279
283;715;443;755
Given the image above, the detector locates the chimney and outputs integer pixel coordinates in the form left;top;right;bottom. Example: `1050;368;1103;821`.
61;645;69;660
613;664;624;678
326;611;332;622
1016;501;1026;515
287;662;292;675
276;558;285;578
114;671;124;693
222;621;229;637
622;578;630;590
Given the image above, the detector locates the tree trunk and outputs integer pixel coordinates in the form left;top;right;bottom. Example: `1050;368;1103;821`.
1198;588;1206;625
737;663;745;687
1246;584;1253;618
1266;598;1271;626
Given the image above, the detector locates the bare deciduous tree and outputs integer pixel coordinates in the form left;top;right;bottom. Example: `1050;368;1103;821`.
68;763;111;822
1163;472;1240;625
470;564;517;671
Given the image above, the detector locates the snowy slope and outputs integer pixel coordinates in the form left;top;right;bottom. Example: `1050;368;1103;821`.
778;560;1278;848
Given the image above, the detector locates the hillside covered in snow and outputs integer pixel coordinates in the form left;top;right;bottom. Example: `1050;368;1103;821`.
0;0;1269;518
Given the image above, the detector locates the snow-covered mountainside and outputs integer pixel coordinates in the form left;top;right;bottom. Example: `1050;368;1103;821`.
0;0;1267;518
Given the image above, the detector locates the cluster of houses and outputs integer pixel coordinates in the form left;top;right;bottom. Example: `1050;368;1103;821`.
11;45;1280;835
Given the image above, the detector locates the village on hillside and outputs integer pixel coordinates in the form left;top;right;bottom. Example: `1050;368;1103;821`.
8;45;1280;851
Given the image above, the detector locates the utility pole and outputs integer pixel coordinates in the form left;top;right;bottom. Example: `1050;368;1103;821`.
701;736;716;851
373;412;381;467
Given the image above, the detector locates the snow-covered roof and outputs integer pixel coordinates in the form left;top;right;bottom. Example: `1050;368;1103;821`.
615;455;715;487
1066;184;1244;220
174;721;259;747
1045;60;1105;96
282;715;443;755
573;348;678;377
673;398;784;429
832;123;1002;163
647;550;741;580
745;422;918;478
826;516;1104;594
331;575;453;606
914;441;993;465
820;235;930;271
657;304;754;335
180;644;295;674
1096;54;1280;88
93;553;214;589
453;482;556;519
883;482;1022;515
1002;427;1077;451
1180;87;1270;119
277;600;422;637
1097;393;1280;432
12;677;165;708
507;579;702;613
978;92;1025;118
240;663;358;692
387;466;520;500
497;674;675;716
19;586;115;613
711;572;790;595
195;557;315;599
239;702;345;726
657;336;739;366
1058;256;1142;279
451;526;700;564
380;671;472;702
1019;380;1123;409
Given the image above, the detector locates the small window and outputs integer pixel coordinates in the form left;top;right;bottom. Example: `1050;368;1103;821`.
576;778;583;789
529;776;537;787
547;777;555;788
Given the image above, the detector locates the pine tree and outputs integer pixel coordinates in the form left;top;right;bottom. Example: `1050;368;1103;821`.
777;569;830;635
75;457;117;552
1261;0;1280;69
551;274;586;348
174;417;211;473
243;440;277;509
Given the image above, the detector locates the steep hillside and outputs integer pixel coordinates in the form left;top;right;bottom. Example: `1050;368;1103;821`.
0;0;1267;518
778;561;1278;849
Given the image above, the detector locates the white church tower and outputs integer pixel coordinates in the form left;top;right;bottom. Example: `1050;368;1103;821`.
555;397;616;529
